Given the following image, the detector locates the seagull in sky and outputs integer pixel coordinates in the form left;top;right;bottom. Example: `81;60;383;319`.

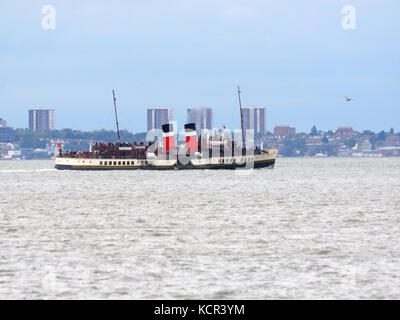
344;96;352;102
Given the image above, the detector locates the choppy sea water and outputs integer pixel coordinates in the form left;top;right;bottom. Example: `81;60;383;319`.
0;158;400;299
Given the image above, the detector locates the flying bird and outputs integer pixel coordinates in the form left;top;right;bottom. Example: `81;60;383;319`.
344;96;352;102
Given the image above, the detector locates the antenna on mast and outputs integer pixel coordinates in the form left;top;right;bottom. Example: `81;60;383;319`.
237;86;246;151
112;89;121;145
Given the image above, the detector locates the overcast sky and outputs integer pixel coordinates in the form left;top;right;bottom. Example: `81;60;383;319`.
0;0;399;133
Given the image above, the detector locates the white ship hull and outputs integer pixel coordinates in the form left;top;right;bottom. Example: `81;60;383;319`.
55;149;277;170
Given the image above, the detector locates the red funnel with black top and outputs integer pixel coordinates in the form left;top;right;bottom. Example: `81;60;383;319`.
184;123;197;153
162;123;175;153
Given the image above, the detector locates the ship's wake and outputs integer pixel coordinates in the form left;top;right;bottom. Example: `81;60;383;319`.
0;169;57;173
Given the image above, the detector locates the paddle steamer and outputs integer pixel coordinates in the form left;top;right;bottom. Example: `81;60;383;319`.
55;87;277;170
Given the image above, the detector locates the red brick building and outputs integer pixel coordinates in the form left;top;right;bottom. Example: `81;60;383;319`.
274;125;296;137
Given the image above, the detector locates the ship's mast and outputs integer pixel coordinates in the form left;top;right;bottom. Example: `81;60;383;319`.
112;89;121;145
237;86;246;150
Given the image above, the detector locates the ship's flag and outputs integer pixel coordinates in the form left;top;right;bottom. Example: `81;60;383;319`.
162;123;175;153
57;142;61;149
184;123;197;153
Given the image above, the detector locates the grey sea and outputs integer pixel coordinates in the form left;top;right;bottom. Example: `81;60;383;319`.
1;158;400;299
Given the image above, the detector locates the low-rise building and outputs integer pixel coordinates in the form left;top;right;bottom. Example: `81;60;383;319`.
274;125;296;137
357;139;372;151
307;136;323;145
0;118;16;142
335;126;354;137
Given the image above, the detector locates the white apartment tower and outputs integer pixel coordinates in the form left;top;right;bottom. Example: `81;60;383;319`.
187;107;213;135
147;108;173;132
29;109;55;132
241;107;266;137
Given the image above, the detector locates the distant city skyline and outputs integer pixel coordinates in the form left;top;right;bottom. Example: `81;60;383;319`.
1;109;399;135
1;1;399;133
